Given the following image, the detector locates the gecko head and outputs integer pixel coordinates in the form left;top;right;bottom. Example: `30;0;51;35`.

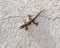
19;25;24;29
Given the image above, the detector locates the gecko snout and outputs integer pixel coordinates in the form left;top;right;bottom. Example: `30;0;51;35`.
19;25;24;29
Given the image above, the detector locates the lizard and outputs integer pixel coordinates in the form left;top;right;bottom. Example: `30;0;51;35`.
19;9;44;30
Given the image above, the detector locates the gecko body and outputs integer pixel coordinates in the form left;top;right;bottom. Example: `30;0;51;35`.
19;9;44;30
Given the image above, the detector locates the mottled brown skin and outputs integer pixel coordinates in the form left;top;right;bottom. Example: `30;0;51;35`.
19;9;44;30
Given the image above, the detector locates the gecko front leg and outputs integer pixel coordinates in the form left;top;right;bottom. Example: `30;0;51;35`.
24;20;28;30
25;26;28;30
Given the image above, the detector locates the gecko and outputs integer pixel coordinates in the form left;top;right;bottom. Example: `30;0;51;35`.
19;9;44;30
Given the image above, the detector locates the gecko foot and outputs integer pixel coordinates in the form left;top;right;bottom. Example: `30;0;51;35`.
25;26;28;30
34;22;38;25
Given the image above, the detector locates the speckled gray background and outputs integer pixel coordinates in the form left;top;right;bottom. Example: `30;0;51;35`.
0;0;60;48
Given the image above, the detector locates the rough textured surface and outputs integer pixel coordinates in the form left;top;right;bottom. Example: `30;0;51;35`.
0;0;60;48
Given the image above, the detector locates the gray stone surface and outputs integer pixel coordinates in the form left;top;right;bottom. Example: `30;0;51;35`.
0;0;60;48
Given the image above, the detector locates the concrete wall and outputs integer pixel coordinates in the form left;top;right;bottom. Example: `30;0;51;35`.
0;0;60;48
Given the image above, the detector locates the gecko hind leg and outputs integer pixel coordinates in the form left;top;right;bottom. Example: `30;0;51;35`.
32;21;38;25
28;16;38;25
